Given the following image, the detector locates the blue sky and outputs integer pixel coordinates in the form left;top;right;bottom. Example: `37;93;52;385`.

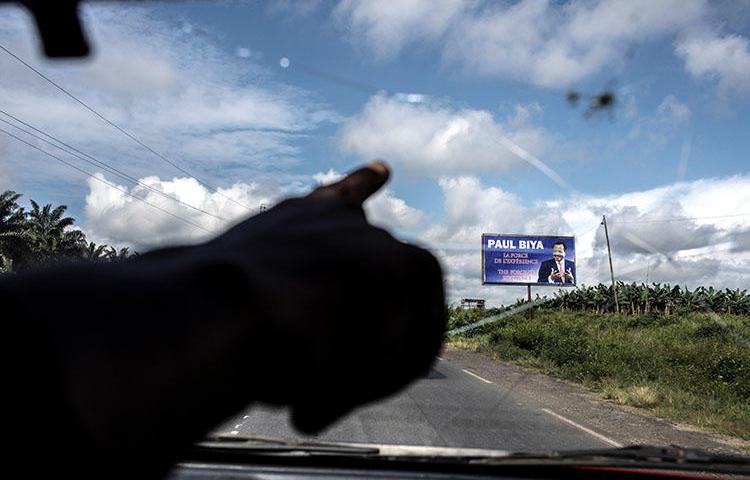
171;0;749;194
1;0;749;304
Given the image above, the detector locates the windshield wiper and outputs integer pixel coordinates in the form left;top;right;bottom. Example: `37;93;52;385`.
476;445;750;472
198;433;380;456
192;439;749;475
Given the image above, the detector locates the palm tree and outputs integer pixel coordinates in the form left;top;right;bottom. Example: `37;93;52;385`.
103;246;135;262
83;241;110;262
17;199;85;269
0;190;29;272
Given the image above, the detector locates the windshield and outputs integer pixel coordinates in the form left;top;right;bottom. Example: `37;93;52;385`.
0;0;748;459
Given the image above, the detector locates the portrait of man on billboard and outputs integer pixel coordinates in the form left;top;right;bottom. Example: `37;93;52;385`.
537;241;575;284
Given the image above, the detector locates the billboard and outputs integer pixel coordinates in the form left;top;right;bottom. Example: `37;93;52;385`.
482;234;576;286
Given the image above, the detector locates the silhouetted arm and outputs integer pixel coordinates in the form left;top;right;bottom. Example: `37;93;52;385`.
0;162;446;480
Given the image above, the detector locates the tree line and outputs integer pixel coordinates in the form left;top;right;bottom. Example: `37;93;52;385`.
0;190;135;273
545;282;750;316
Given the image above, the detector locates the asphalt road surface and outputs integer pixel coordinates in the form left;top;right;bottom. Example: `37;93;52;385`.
216;356;617;452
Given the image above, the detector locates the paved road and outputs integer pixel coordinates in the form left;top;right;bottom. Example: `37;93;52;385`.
216;356;615;452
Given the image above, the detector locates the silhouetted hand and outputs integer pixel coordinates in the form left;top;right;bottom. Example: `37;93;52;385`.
207;161;446;433
0;161;445;480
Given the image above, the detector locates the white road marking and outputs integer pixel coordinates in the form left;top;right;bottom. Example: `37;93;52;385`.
229;430;240;435
541;408;623;447
462;368;493;384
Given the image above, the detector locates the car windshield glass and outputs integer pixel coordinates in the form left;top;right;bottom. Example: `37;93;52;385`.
0;0;748;460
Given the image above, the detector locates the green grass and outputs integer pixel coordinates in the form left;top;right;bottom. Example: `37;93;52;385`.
447;309;750;439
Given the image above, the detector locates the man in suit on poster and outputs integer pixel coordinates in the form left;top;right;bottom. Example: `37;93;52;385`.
537;241;575;284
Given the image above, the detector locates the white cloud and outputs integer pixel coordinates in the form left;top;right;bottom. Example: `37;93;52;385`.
594;203;718;257
312;169;342;185
414;175;750;306
365;190;429;232
0;4;335;189
81;168;750;307
557;177;750;287
656;95;692;124
84;173;280;250
393;92;429;104
448;0;707;88
629;94;691;143
417;176;572;305
334;0;708;88
0;141;13;191
675;31;750;96
333;0;467;59
504;102;543;129
339;94;549;177
86;168;428;251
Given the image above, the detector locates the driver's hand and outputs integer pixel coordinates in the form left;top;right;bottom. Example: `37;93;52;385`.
208;161;446;434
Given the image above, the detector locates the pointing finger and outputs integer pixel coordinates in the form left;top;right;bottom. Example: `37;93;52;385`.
308;160;390;206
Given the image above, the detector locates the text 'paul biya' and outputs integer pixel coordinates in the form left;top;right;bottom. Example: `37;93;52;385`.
486;239;544;250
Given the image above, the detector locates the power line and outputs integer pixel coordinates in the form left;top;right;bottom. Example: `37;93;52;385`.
576;222;601;237
0;109;227;222
608;213;750;224
0;126;212;234
0;42;252;211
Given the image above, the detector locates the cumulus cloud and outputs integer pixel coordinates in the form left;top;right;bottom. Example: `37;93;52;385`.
417;176;575;305
81;168;750;306
84;173;280;250
567;178;750;285
334;0;708;88
730;228;750;254
333;0;467;59
587;252;721;287
675;31;750;96
423;177;567;246
415;175;750;306
594;204;719;257
0;4;336;190
85;168;427;250
339;94;549;177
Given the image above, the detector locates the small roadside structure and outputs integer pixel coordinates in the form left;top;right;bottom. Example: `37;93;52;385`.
459;298;486;310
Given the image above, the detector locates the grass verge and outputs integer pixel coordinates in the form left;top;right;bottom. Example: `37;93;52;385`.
447;309;750;439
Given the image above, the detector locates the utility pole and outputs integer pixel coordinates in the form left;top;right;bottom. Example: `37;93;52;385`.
602;215;619;313
527;284;533;320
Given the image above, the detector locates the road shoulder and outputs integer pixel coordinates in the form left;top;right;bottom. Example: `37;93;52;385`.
441;346;749;455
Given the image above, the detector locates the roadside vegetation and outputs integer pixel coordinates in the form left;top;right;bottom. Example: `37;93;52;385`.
448;286;750;439
0;190;134;273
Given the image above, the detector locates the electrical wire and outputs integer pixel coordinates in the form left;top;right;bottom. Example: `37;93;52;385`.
0;126;213;234
608;213;750;224
0;110;228;222
0;43;252;211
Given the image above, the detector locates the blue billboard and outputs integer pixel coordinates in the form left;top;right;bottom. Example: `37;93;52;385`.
482;234;576;286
